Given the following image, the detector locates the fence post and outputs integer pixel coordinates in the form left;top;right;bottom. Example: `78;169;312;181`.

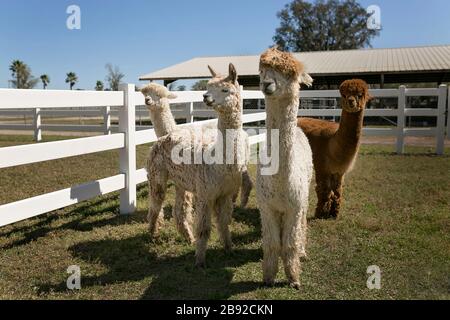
436;84;447;155
103;106;111;135
118;84;136;214
447;86;450;139
396;85;406;154
33;108;42;142
186;102;193;123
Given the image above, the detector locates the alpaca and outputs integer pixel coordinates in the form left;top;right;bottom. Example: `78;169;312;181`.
146;63;248;267
297;79;370;219
141;83;195;244
256;48;313;289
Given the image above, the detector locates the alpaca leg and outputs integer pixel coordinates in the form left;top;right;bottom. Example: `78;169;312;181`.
215;196;233;252
299;211;308;259
261;208;281;286
314;174;333;219
281;211;303;289
147;176;167;239
194;199;213;268
173;187;195;244
240;170;253;208
329;174;343;218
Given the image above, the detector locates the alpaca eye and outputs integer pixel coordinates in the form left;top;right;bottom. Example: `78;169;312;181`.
222;89;229;93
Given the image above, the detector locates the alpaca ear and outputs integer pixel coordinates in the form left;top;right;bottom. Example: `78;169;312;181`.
167;92;177;99
208;65;218;78
299;72;313;87
228;63;237;83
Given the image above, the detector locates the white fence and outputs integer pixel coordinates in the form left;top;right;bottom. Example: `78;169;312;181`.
0;84;448;227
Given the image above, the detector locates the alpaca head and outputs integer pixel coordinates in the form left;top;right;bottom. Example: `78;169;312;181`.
203;63;241;114
140;83;177;111
339;79;370;113
259;47;313;98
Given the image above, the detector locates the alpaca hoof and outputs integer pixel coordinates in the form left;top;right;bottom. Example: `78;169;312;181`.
224;242;232;253
263;280;275;288
299;252;308;262
289;282;301;290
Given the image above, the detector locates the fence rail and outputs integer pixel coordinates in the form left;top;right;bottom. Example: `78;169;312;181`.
0;84;448;227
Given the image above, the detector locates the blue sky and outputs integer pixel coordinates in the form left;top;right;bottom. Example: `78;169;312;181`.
1;0;450;90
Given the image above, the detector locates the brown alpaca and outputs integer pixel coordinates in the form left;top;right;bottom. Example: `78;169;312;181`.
297;79;370;219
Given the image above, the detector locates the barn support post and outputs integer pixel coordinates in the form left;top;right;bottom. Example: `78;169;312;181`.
447;86;450;139
118;84;137;214
33;108;42;142
396;86;406;155
436;84;447;155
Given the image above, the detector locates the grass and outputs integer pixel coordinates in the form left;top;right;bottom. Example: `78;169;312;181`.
0;134;449;300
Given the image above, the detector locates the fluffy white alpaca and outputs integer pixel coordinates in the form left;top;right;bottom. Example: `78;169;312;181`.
141;83;195;244
141;82;253;243
256;48;313;289
146;64;248;267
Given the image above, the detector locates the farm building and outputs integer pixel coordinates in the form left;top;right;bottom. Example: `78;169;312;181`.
139;44;450;89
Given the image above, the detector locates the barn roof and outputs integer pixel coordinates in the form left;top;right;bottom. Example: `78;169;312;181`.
139;45;450;81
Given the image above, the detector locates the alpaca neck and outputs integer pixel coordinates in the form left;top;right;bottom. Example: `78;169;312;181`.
216;100;242;164
335;109;364;152
148;104;176;138
265;92;298;173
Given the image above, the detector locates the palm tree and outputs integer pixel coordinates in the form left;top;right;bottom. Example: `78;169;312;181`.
9;60;38;89
40;74;50;89
95;80;104;91
65;72;78;90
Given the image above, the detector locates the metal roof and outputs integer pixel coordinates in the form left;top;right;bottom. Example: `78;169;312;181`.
139;45;450;81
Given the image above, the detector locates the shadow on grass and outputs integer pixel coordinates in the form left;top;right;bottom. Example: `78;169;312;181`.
38;233;263;299
0;185;150;249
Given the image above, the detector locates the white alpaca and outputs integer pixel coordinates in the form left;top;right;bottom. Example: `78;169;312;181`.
256;48;313;289
141;82;253;244
140;83;196;244
146;64;248;267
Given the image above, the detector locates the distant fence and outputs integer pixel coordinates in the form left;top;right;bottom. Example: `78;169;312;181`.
0;84;448;227
1;85;448;154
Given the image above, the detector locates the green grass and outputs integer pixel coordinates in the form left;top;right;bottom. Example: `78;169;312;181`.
0;135;449;300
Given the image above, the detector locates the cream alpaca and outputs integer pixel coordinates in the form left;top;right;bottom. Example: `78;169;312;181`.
141;83;195;243
146;64;248;267
256;48;313;289
141;83;253;243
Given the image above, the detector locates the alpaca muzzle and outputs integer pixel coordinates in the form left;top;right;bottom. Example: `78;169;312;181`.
203;94;215;106
145;96;153;105
262;81;276;95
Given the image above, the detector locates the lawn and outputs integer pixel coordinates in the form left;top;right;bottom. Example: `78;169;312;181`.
0;134;449;300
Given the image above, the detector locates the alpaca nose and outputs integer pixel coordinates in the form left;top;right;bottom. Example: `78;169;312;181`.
203;93;214;105
145;96;153;105
262;81;276;94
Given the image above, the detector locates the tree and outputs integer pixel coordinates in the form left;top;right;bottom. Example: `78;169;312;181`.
9;60;38;89
105;63;125;91
95;80;104;91
65;72;78;90
168;81;186;91
191;80;208;91
40;74;50;89
273;0;379;52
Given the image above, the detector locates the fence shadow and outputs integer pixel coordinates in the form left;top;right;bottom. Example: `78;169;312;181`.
37;233;264;299
0;184;150;249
